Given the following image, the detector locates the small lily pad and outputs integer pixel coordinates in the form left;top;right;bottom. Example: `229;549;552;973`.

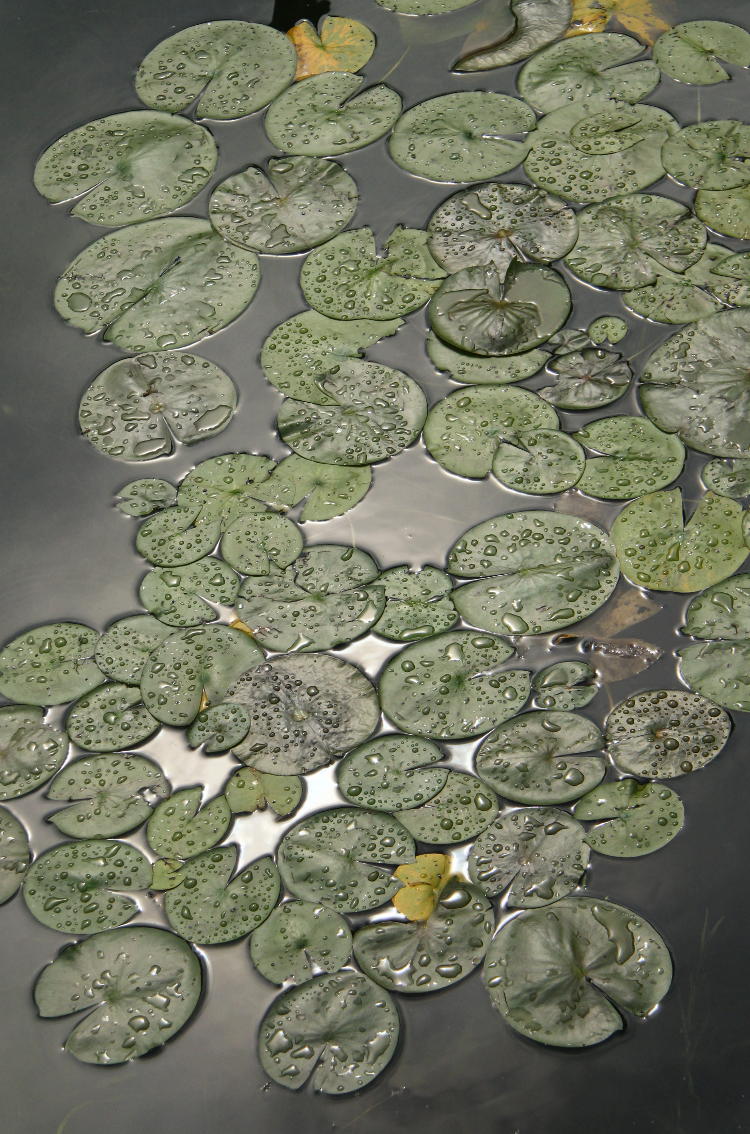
606;688;731;778
250;899;352;985
139;557;239;627
518;32;658;113
702;459;750;499
454;0;572;71
336;733;448;811
0;622;103;706
223;767;303;818
532;661;597;710
265;71;401;156
574;416;685;500
46;753;170;839
94;616;172;685
695;184;750;240
147;786;232;859
258;455;372;522
136;506;221;568
0;706;68;800
177;452;275;525
0;806;31;904
683;575;750;639
67;683;159;752
427;332;547;385
540;347;632;409
115;478;177;517
662;120;750;190
652;20;750;85
187;704;251;754
372;565;458;642
221;512;305;577
588;316;628;345
492;429;585;494
288;16;375;80
164;846;279;945
395;770;499;844
678;640;750;712
574;780;685;857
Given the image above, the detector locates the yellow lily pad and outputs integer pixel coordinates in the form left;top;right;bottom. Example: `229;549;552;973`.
287;16;376;81
393;853;451;921
567;0;672;44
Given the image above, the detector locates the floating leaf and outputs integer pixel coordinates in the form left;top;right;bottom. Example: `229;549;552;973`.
187;704;251;754
588;315;628;344
223;767;303;818
250;899;352;984
427;332;547;385
265;72;401;156
220;512;304;576
624;243;750;324
139;557;238;628
115;478;177;517
702;458;750;499
652;20;750;85
683;574;750;640
376;0;478;11
574;416;685;500
135;20;296;118
695;184;750;240
258;455;371;523
574;779;684;856
0;807;30;904
567;0;672;45
47;753;170;839
0;706;68;800
678;640;750;712
662;120;750;190
395;770;499;844
209;157;358;255
94;616;172;685
67;683;159;752
532;660;597;710
0;622;103;706
492;429;585;494
392;853;451;921
177;453;275;525
372;566;458;642
540;347;632;409
34;926;202;1064
337;734;448;811
455;0;572;70
611;489;747;592
164;846;279;945
287;16;375;80
23;839;151;933
147;786;232;859
258;971;399;1094
136;505;221;568
379;629;530;740
55;219;260;354
469;806;588;903
388;92;536;183
517;32;659;113
484;897;672;1046
277;806;415;913
605;688;731;778
229;654;380;775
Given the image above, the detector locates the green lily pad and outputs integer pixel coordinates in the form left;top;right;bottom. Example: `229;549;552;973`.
606;688;731;778
79;352;237;462
518;31;659;113
426;332;546;385
164;846;279;945
235;544;383;652
258;971;399;1093
611;489;747;592
388;91;536;183
424;385;558;479
678;640;750;711
449;511;620;635
492;429;585;494
261;310;403;403
395;770;498;844
34;925;203;1064
115;478;177;517
277;806;415;912
67;683;159;752
623;243;750;324
695;184;750;240
429;261;571;356
23;839;151;934
147;786;232;859
565;193;706;290
567;102;667;155
454;0;572;71
0;706;68;800
376;0;477;11
484;897;672;1047
0;622;103;706
662;121;750;190
532;661;597;710
574;417;685;500
223;767;303;818
220;511;304;576
652;20;750;85
702;458;750;499
588;316;628;345
177;452;275;526
250;899;352;985
136;506;221;568
475;710;605;804
135;20;296;118
209;156;357;254
265;71;401;156
258;455;372;522
139;557;239;627
228;653;380;774
55;219;260;354
683;574;750;639
336;733;448;811
540;347;632;409
379;629;530;740
94;616;172;685
140;625;263;727
574;780;685;857
372;565;458;642
187;704;251;754
46;753;170;839
0;806;30;904
468;806;588;904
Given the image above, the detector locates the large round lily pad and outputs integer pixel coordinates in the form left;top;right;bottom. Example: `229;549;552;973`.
0;622;102;706
136;505;222;568
605;688;731;778
652;20;750;85
250;899;352;985
427;332;547;385
682;574;750;640
139;557;239;628
0;706;68;800
703;458;750;499
258;454;372;522
164;847;279;945
0;806;31;904
574;780;685;857
518;32;659;113
46;753;170;839
492;428;585;495
336;733;448;811
574;416;685;500
177;452;274;524
265;71;401;156
623;243;750;325
695;184;750;240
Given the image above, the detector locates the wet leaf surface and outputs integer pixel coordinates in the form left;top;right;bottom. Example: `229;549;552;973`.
0;706;68;800
164;846;279;944
0;623;103;707
605;688;731;777
574;416;685;500
47;753;170;839
250;899;352;984
265;72;401;156
574;779;684;856
492;428;585;494
94;616;172;685
662;120;750;190
67;682;159;752
139;557;238;627
288;16;375;80
455;0;572;71
532;660;597;710
223;767;303;818
259;455;372;522
395;771;499;844
540;347;632;409
702;458;750;499
337;733;447;812
372;565;458;642
678;639;750;711
0;806;30;904
469;806;588;903
517;32;659;113
427;332;547;385
652;19;750;85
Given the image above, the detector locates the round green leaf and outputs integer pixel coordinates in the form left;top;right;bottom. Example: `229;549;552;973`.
94;616;172;685
695;184;750;239
427;332;547;385
177;452;275;525
220;512;305;576
258;455;372;522
147;786;232;859
372;565;458;642
574;416;685;500
623;243;750;324
533;661;597;710
683;574;750;640
0;806;31;904
395;770;498;844
518;32;658;114
574;780;684;857
678;640;750;712
0;706;68;800
0;622;103;706
702;458;750;499
223;767;303;818
606;688;731;778
164;846;279;945
187;704;251;754
67;683;159;752
454;0;572;71
662;120;750;190
540;347;632;410
492;428;585;494
115;478;177;517
46;753;170;839
469;806;588;904
336;733;448;811
265;71;401;156
588;316;628;345
136;505;221;568
653;20;750;85
139;557;239;627
250;899;352;985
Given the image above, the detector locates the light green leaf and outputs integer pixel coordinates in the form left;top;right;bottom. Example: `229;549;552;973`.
147;786;232;859
702;458;750;499
653;20;750;85
336;733;448;811
0;806;30;904
250;899;352;985
177;452;275;526
94;616;172;685
136;505;221;568
0;622;103;706
186;704;251;754
469;806;588;903
223;767;303;818
265;72;401;156
662;120;750;190
115;478;177;517
220;512;304;576
427;332;546;385
623;243;750;324
0;706;68;800
454;0;572;71
164;846;279;945
395;770;498;844
678;640;750;711
683;574;750;639
532;660;597;710
695;184;750;240
139;557;239;627
588;316;628;345
46;753;170;839
605;688;731;777
574;780;684;857
492;428;585;494
574;416;685;500
372;565;458;642
518;32;659;114
257;455;372;522
67;683;159;752
540;347;632;409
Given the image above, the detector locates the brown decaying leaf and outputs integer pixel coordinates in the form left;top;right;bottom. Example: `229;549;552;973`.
287;16;375;81
566;0;673;45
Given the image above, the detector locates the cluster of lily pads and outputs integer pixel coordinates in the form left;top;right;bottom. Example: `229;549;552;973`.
9;0;750;1097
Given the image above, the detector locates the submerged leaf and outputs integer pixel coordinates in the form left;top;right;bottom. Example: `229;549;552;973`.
427;333;547;385
455;0;572;71
250;899;352;984
606;688;731;778
653;20;750;85
287;16;375;79
540;347;632;409
265;72;401;156
517;31;659;113
469;806;589;904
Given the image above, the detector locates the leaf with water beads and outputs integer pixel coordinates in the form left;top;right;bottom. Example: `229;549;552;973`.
79;353;238;462
588;316;628;345
177;453;276;526
533;661;597;710
258;455;372;522
426;332;547;385
652;20;750;85
611;489;747;592
251;900;351;985
0;706;68;800
475;710;605;804
209;157;358;255
139;558;239;628
164;846;279;945
46;753;170;839
448;511;620;636
277;807;415;913
492;429;585;494
454;0;572;71
605;688;731;778
574;417;685;501
574;779;684;857
223;767;303;818
67;683;159;753
678;640;750;712
336;734;448;812
94;616;172;685
388;92;536;183
288;16;375;79
695;184;750;241
23;839;151;934
187;704;251;754
395;770;499;844
265;71;401;157
259;970;399;1094
228;653;380;775
540;347;632;410
147;786;232;860
220;512;304;577
0;807;30;904
235;544;384;652
661;121;750;191
134;20;296;118
702;459;750;500
116;478;177;518
55;219;260;354
34;925;203;1064
623;244;750;324
682;575;750;641
379;629;530;741
518;32;658;114
468;806;589;904
0;622;103;707
372;566;458;642
136;506;221;568
34;111;216;227
484;896;672;1047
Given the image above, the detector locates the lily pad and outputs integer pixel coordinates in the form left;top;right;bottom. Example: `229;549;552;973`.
683;575;750;640
187;704;251;754
277;806;415;913
454;0;572;71
574;780;684;857
449;511;620;635
395;770;498;844
678;640;750;712
55;219;260;354
34;926;203;1064
139;557;239;627
336;733;448;811
695;184;750;240
164;846;279;945
492;429;585;494
588;316;628;345
220;512;305;577
0;622;103;706
209;157;358;254
484;897;672;1047
475;710;605;804
147;786;232;859
652;20;750;85
34;111;216;227
228;653;380;774
606;688;731;778
258;970;399;1094
388;92;536;183
177;452;275;525
94;616;172;685
532;661;597;710
258;455;372;522
0;706;68;800
623;243;750;324
517;32;659;114
376;0;477;11
223;767;303;818
265;71;401;156
288;17;375;80
468;806;589;904
23;839;151;934
662;120;750;190
574;417;685;500
115;478;177;517
372;565;458;642
611;489;747;592
67;683;159;752
136;506;221;568
379;629;530;740
702;458;750;499
540;347;632;409
46;753;170;839
0;806;31;904
135;20;296;118
427;332;547;385
79;353;237;462
250;899;352;985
